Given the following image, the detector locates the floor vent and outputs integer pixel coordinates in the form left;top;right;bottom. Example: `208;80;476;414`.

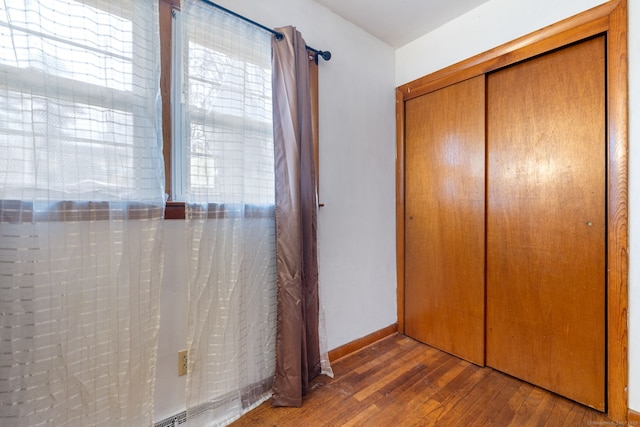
154;378;272;427
154;411;187;427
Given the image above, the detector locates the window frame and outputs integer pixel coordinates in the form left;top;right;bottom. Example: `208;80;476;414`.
0;0;165;221
159;0;320;219
0;0;320;222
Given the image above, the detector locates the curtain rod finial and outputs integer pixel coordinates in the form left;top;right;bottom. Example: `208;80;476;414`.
319;51;331;61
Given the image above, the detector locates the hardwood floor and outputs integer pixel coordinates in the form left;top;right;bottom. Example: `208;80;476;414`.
230;334;615;426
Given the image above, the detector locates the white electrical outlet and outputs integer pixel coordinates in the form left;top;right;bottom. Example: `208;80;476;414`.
178;349;188;376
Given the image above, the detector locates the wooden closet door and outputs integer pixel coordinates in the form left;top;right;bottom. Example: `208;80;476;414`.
486;36;606;410
404;76;485;365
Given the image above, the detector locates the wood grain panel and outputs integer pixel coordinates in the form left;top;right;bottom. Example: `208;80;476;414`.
395;0;627;418
309;56;321;205
160;0;174;199
486;36;606;410
404;76;485;366
396;88;406;334
606;0;630;420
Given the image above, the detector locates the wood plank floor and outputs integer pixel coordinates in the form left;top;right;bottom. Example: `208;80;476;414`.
230;334;615;426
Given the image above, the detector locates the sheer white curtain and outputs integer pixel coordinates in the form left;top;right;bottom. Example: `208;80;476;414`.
0;1;164;425
179;1;276;425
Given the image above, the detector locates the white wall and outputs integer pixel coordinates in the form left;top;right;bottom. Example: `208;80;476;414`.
155;220;188;421
154;1;397;422
395;0;639;413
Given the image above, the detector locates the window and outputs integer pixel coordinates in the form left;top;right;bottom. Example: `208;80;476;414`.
0;0;318;219
0;0;163;205
159;0;320;218
171;5;274;206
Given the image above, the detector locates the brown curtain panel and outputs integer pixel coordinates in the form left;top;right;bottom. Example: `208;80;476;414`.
271;26;321;407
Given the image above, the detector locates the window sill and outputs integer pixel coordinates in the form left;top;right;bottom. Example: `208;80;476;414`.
165;201;186;219
164;202;276;219
0;200;164;222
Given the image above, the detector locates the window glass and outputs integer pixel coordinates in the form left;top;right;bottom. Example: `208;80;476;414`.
0;0;163;203
173;7;274;206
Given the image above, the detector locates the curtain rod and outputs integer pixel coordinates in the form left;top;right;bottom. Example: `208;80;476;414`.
199;0;332;63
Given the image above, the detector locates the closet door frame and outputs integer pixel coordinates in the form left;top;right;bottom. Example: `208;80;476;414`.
395;0;628;420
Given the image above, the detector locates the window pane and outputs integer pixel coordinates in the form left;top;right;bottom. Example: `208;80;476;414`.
177;6;274;205
0;0;163;203
0;1;132;91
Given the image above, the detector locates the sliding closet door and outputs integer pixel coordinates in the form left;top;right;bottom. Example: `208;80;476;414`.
486;36;606;410
404;76;485;366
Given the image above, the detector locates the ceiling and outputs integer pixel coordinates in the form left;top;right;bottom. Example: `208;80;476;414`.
313;0;490;48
